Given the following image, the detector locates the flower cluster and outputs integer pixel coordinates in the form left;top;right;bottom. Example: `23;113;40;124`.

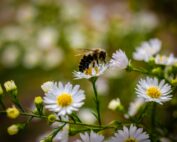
0;38;176;142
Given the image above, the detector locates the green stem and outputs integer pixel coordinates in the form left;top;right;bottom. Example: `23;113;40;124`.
151;102;156;130
0;111;112;129
137;103;149;123
13;97;25;112
51;124;66;140
91;78;102;126
128;66;149;75
0;98;6;110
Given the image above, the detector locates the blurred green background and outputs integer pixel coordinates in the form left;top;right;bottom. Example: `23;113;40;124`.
0;0;177;141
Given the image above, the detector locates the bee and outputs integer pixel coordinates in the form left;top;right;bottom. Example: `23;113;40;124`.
76;48;107;72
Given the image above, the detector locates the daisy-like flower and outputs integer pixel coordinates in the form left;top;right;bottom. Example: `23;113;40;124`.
109;125;150;142
110;49;129;69
75;131;104;142
73;64;108;79
136;77;172;104
155;54;177;66
42;82;85;116
133;38;161;62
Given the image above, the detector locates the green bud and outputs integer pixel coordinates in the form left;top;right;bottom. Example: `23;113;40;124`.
171;79;177;86
34;96;43;105
0;84;3;95
7;124;19;135
148;57;155;65
48;114;56;123
152;67;163;76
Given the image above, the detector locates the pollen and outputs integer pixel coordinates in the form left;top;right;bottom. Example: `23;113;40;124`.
57;93;73;107
125;138;137;142
146;86;161;98
84;67;99;75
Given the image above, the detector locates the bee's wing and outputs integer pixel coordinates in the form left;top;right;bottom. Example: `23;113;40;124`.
74;48;93;56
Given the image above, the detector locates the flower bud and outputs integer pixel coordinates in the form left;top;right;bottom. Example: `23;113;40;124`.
0;84;3;95
4;80;17;92
48;114;56;123
171;79;177;86
6;106;20;119
148;57;155;65
152;67;163;76
108;98;123;111
7;124;19;135
34;96;43;105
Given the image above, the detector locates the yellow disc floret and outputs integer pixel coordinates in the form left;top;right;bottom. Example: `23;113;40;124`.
57;93;73;107
146;86;161;98
84;67;99;75
125;138;137;142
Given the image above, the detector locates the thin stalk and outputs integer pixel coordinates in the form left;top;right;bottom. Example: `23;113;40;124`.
91;78;102;126
151;102;156;130
137;103;149;123
0;111;113;129
0;98;6;110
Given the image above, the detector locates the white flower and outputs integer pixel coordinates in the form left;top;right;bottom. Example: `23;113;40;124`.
108;98;121;111
73;64;108;79
43;82;85;116
41;81;55;93
78;108;96;124
75;131;104;142
109;125;150;142
133;38;161;62
136;77;172;104
155;54;177;66
127;98;145;117
110;49;129;69
54;124;69;142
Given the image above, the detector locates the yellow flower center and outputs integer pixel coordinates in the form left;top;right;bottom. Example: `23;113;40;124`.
146;86;161;98
57;93;73;107
125;138;137;142
84;67;99;75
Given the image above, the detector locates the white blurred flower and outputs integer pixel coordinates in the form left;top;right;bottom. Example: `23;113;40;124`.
60;0;82;21
133;38;161;62
67;26;86;49
127;98;144;117
16;5;36;23
41;48;64;70
155;54;177;66
37;28;58;50
110;49;129;69
136;77;172;104
108;98;121;111
1;45;20;68
109;125;150;142
78;108;96;124
89;5;108;31
43;82;85;116
132;11;159;31
23;48;42;68
75;131;104;142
